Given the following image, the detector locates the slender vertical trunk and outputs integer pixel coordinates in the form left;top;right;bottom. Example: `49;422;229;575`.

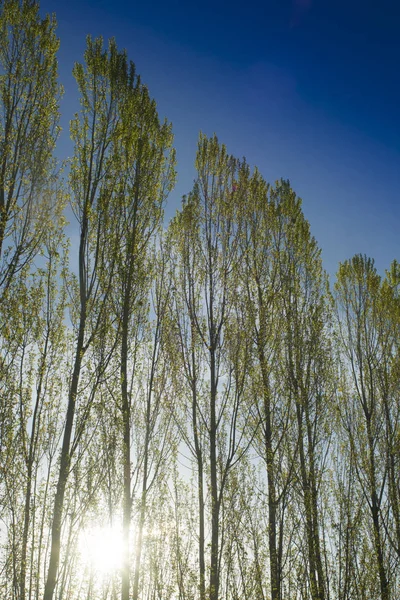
209;346;219;600
132;492;145;600
288;300;325;600
264;400;279;600
258;345;279;600
132;380;152;600
366;418;389;600
20;455;34;600
120;175;140;600
198;458;206;600
207;187;220;600
43;320;85;600
296;399;323;600
28;474;37;600
191;347;206;600
340;452;355;600
44;223;87;600
36;454;53;600
20;325;50;600
121;299;131;600
193;387;206;600
306;416;326;600
10;501;18;600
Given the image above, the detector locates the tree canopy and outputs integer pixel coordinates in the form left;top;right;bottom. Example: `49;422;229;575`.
0;2;398;600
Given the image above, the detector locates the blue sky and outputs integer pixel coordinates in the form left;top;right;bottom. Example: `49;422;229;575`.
40;0;400;276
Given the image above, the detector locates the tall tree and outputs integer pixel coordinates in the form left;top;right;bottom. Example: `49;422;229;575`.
130;244;177;600
44;37;131;600
108;80;175;598
0;0;60;295
375;261;400;563
335;255;396;600
236;173;299;600
0;198;67;600
0;4;61;591
168;134;251;600
19;216;68;600
278;181;332;600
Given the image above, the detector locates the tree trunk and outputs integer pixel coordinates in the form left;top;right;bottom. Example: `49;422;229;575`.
43;327;84;600
296;398;325;600
258;343;280;600
191;356;206;600
366;418;389;600
44;223;87;600
121;302;131;600
209;347;219;600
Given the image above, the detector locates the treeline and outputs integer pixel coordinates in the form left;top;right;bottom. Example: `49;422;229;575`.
0;2;399;600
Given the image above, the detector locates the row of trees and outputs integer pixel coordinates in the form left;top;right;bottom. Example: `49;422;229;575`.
0;2;399;599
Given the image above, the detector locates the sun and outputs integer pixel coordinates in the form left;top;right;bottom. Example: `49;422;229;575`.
78;525;123;576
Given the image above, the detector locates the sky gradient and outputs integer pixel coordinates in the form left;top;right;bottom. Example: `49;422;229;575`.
40;0;400;277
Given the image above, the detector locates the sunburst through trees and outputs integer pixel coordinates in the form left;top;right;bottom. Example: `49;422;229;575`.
0;2;399;600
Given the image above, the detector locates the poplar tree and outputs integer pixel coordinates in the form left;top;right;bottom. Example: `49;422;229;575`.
278;181;331;600
108;79;175;597
0;3;62;597
237;174;297;600
335;255;396;600
44;37;132;600
168;134;251;600
0;0;60;295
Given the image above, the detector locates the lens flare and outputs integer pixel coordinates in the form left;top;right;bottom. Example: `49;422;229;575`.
78;525;123;575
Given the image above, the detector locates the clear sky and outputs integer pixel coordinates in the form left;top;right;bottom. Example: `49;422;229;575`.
40;0;400;277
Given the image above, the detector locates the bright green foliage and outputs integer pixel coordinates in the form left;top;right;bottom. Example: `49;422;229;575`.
167;134;254;600
44;36;149;600
104;56;175;600
44;34;176;600
278;183;332;600
237;176;333;600
0;222;68;600
0;4;398;600
335;255;400;600
0;0;60;293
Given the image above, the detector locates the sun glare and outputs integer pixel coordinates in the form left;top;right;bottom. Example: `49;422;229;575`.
78;525;123;575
